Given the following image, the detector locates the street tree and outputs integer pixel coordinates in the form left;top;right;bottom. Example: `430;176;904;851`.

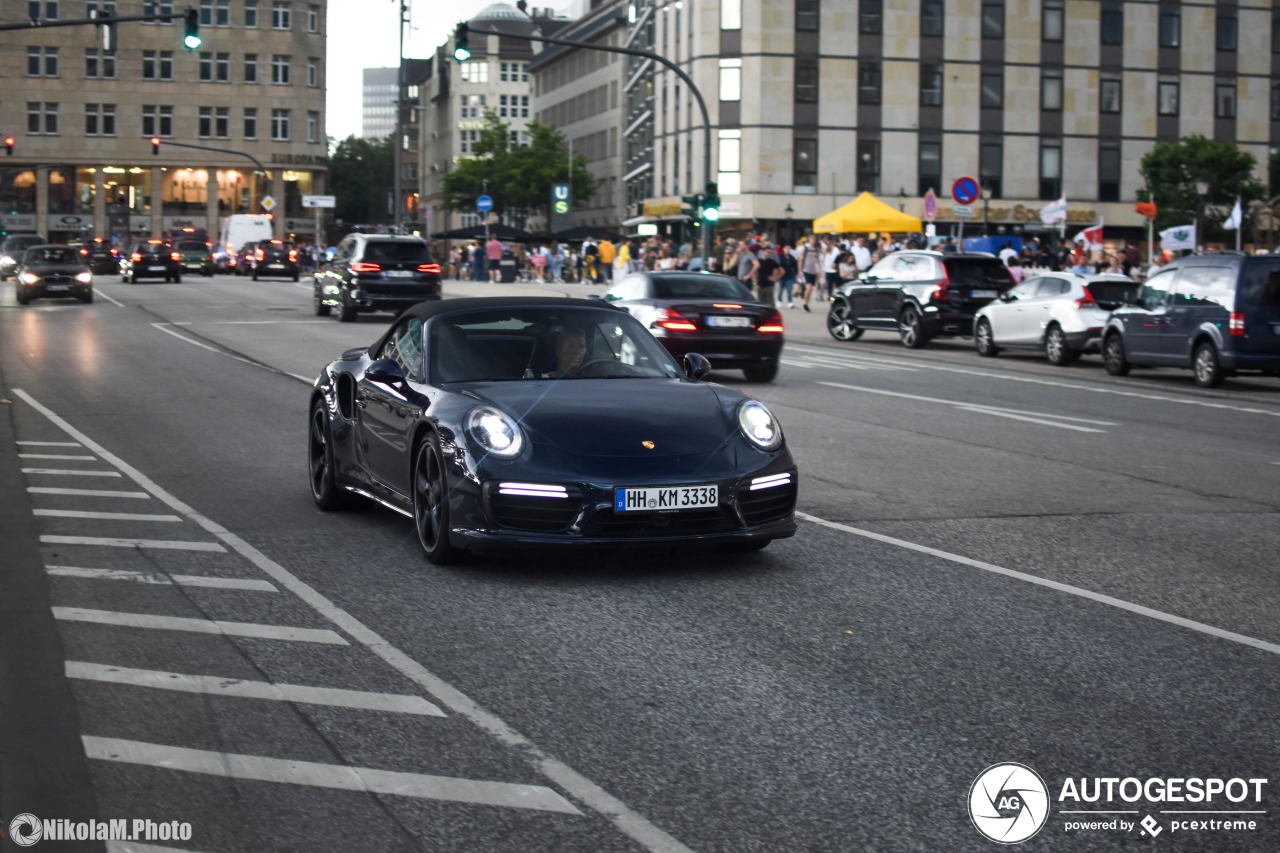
329;135;394;226
1138;136;1265;240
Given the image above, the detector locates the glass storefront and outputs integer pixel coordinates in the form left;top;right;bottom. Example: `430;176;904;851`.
1;168;37;214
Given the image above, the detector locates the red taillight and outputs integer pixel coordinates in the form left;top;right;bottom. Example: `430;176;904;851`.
80;248;89;256
417;263;442;275
932;271;951;302
654;309;698;331
757;311;784;333
1229;312;1246;336
1074;286;1097;309
255;249;264;261
171;251;182;261
350;261;382;273
131;252;142;262
288;249;298;261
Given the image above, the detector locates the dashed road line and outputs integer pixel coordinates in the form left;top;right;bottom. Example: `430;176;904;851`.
67;662;446;717
41;534;226;551
150;323;313;383
22;468;122;477
19;453;99;460
53;608;349;645
29;486;151;498
819;381;1114;432
17;440;83;447
34;509;183;522
47;566;278;591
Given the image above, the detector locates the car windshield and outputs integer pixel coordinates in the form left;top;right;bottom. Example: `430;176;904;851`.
26;247;80;264
652;275;754;300
429;306;681;383
177;241;206;251
362;241;432;263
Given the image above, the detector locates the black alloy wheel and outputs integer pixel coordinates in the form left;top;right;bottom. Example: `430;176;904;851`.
1103;333;1131;376
826;299;864;341
308;400;350;510
899;305;927;349
1044;324;1077;366
1193;342;1225;388
413;434;459;565
974;318;1000;357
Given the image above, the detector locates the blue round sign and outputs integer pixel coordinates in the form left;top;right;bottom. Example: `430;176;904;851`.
476;194;493;212
951;176;980;206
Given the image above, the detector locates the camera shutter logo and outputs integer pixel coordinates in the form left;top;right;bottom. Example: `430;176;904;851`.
969;763;1050;844
9;813;43;847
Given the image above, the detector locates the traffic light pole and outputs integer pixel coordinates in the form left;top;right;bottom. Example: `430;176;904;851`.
459;22;716;264
0;12;176;32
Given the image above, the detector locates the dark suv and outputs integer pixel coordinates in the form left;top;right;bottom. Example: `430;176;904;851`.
120;239;182;283
1101;253;1280;387
827;251;1016;348
314;235;442;322
251;239;300;281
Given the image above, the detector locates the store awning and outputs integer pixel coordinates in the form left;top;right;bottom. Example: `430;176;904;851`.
813;192;923;234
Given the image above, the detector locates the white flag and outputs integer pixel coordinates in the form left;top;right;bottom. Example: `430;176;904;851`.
1223;198;1243;231
1159;223;1197;251
1039;197;1067;225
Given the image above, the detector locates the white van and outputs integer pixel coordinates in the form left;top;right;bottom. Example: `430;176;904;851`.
217;214;274;273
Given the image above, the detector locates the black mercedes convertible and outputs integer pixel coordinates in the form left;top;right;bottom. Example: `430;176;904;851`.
308;297;798;563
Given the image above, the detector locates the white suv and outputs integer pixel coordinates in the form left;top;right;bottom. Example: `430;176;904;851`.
973;272;1137;365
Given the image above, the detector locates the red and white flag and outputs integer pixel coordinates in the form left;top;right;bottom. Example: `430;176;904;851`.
1073;222;1104;249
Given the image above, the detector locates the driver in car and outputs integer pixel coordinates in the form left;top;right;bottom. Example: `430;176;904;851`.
545;326;587;377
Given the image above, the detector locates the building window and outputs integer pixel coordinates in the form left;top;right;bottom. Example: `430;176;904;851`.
272;0;290;29
1041;71;1062;111
459;62;487;83
216;0;229;25
1100;78;1122;113
85;47;116;79
1217;14;1237;52
85;103;100;135
1274;18;1280;52
720;0;740;30
1158;81;1179;116
1098;143;1121;202
858;61;881;105
796;61;818;104
796;0;818;31
199;52;213;81
30;1;58;19
142;50;157;79
159;105;172;137
921;0;944;37
1101;4;1123;45
1216;82;1236;119
244;53;257;83
856;139;879;194
142;1;173;22
1159;10;1180;47
981;70;1003;108
244;107;258;139
87;1;117;17
307;58;318;87
980;139;1002;198
199;0;212;25
271;108;290;140
142;104;156;136
216;52;229;81
1273;82;1280;121
199;106;213;137
27;46;59;77
719;58;742;102
307;4;318;32
1043;0;1063;41
717;129;741;195
920;63;943;107
215;106;229;138
520;95;529;118
794;136;817;191
860;0;882;34
982;2;1003;38
1040;141;1061;200
28;102;56;135
245;0;257;27
307;111;319;142
160;50;172;79
499;94;508;117
918;136;941;196
271;55;290;85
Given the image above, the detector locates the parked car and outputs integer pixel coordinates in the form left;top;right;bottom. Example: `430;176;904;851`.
13;244;94;304
313;234;442;322
234;241;260;275
827;251;1017;348
77;236;122;275
1;233;48;280
601;271;784;382
973;272;1139;365
120;239;182;283
250;239;300;281
1101;253;1280;387
174;239;215;277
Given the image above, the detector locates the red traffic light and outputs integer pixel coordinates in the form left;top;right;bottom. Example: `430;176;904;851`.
4;136;13;156
150;137;160;155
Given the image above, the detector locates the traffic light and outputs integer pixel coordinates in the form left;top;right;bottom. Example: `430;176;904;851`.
151;137;161;156
702;183;721;222
4;136;13;156
681;192;703;223
453;23;471;62
183;9;201;51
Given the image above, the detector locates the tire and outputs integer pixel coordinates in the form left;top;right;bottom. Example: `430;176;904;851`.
16;290;29;305
80;291;94;304
826;299;864;341
308;399;352;510
413;433;460;565
293;272;300;282
338;291;358;323
974;318;1000;357
1193;341;1225;388
252;271;259;281
743;360;779;383
313;287;331;317
128;272;138;284
1103;333;1130;376
899;305;928;349
1044;324;1078;366
173;275;182;284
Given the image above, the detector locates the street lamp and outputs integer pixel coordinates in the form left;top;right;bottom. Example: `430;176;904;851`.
1194;176;1210;253
982;184;992;237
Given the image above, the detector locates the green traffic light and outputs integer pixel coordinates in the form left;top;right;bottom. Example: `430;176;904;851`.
453;23;471;61
184;9;201;50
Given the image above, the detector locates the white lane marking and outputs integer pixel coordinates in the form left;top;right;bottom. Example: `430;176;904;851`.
12;387;694;853
67;661;445;717
797;511;1280;658
786;353;919;372
19;453;98;460
213;319;329;325
40;535;226;551
819;381;1112;431
34;509;183;522
94;288;126;308
784;357;869;371
150;322;313;382
53;608;349;645
82;737;580;814
790;343;1280;418
17;440;82;447
779;360;816;369
46;566;278;591
28;486;151;499
22;468;121;477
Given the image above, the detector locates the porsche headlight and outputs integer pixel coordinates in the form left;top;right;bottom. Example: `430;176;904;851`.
465;406;524;458
1;255;13;265
737;400;783;451
76;272;93;283
18;272;39;285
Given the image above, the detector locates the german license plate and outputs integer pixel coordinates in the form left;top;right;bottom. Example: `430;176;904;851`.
386;270;413;278
269;263;284;268
972;289;998;298
706;315;751;328
47;284;70;291
615;484;718;512
149;265;166;271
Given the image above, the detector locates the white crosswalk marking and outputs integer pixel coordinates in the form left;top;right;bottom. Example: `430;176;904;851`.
17;440;82;447
53;608;349;645
40;535;226;551
22;468;122;477
28;487;151;498
19;453;99;460
35;509;183;522
46;566;278;591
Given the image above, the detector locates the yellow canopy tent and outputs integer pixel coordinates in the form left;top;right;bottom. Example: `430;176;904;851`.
812;191;923;234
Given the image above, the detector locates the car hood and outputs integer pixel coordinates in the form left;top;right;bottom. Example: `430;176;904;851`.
21;263;88;275
461;379;734;457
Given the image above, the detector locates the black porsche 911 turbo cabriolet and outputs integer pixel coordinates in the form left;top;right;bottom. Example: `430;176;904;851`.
308;297;798;563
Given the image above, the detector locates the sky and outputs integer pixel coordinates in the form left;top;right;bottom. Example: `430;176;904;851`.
325;0;577;143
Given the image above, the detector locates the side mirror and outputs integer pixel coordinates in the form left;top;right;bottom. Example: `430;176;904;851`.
682;352;712;380
999;292;1015;302
365;358;407;386
861;274;877;283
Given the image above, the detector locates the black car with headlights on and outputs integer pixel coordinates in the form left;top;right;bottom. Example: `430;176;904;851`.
14;244;94;304
308;297;798;564
313;234;442;322
601;271;785;382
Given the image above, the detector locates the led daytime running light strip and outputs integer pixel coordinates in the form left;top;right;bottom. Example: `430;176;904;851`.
749;473;792;491
497;482;569;498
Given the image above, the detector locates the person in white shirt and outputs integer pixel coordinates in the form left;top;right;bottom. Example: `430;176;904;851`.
998;242;1018;266
821;237;840;299
850;236;872;273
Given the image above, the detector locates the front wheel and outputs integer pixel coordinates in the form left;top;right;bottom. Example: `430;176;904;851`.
1193;342;1225;388
899;305;928;349
743;360;779;383
80;291;94;304
413;434;460;565
1103;333;1130;376
1044;324;1078;366
826;299;864;341
974;318;1000;357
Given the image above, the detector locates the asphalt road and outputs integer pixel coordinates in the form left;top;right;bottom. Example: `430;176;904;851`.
0;272;1277;852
